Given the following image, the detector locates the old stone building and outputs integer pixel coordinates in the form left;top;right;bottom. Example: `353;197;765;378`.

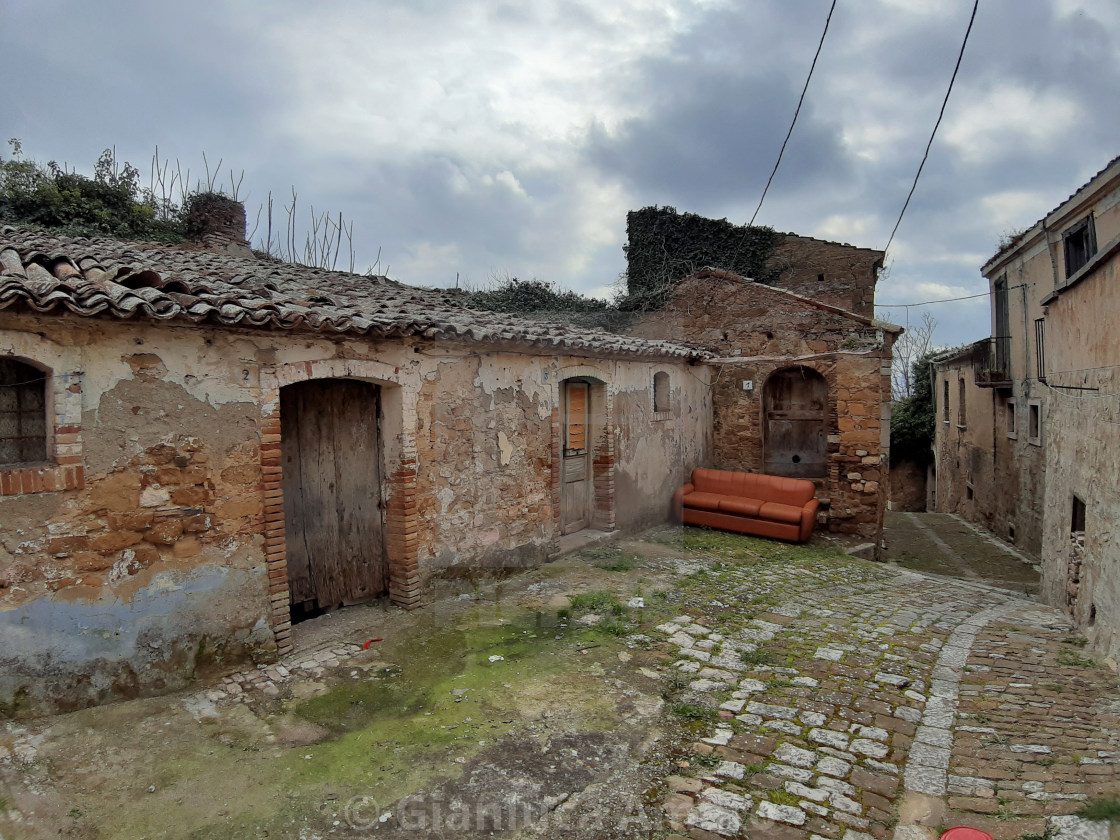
0;214;712;714
0;198;899;714
620;207;896;542
934;155;1120;658
629;267;898;542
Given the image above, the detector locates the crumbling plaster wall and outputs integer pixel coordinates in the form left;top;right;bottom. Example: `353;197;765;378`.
1042;366;1119;659
0;313;711;712
1041;259;1120;660
0;315;281;713
628;273;893;539
412;351;711;582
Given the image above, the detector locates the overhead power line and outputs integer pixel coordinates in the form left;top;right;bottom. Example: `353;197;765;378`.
876;283;1025;309
883;0;980;255
748;0;836;226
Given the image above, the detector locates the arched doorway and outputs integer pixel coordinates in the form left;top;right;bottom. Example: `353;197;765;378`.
763;366;827;478
280;378;387;620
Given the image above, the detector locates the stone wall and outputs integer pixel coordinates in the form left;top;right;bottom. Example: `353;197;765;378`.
768;235;883;318
710;353;889;539
0;314;709;713
888;458;928;512
628;271;894;540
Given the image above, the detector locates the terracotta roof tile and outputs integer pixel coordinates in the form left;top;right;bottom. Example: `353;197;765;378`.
0;225;710;362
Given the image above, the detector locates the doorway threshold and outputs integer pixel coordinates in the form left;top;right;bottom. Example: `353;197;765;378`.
555;528;620;557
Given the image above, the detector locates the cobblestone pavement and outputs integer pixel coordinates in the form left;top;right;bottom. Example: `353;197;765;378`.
645;537;1117;840
2;528;1117;840
882;512;1041;598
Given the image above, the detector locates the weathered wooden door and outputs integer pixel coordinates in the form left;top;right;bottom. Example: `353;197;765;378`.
561;380;591;534
281;379;386;614
763;367;827;478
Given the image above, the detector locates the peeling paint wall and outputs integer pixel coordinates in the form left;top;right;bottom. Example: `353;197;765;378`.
0;313;710;713
1040;241;1120;661
412;352;710;580
610;364;710;532
0;316;278;713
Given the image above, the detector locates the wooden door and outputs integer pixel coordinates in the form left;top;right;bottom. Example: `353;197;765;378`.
763;367;827;478
281;379;386;613
561;380;591;534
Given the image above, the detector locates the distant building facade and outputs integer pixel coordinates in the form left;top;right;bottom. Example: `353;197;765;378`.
934;155;1120;659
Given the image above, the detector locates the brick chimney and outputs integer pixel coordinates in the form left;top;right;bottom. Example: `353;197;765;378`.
185;193;253;258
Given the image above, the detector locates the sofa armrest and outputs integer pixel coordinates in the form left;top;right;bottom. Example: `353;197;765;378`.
672;482;695;523
800;498;820;543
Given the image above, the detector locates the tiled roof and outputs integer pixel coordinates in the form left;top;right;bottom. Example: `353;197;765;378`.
0;225;708;361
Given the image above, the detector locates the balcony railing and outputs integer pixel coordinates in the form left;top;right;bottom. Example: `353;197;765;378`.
973;335;1012;388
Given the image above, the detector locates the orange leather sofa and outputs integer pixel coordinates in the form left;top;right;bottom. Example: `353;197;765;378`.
672;467;820;543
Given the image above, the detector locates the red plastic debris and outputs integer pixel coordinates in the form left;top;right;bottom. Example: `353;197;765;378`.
362;638;383;649
940;829;993;840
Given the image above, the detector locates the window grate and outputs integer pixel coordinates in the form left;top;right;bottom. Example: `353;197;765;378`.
0;359;48;465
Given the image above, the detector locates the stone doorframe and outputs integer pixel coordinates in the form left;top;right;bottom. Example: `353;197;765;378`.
550;363;616;535
259;359;422;655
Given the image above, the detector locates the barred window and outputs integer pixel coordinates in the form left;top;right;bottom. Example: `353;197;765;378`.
0;359;48;465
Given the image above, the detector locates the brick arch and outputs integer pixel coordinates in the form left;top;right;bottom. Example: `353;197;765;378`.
552;363;616;534
258;359;422;654
761;364;829;478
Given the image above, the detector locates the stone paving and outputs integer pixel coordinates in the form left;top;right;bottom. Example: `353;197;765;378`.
202;641;367;704
646;548;1117;840
3;523;1118;840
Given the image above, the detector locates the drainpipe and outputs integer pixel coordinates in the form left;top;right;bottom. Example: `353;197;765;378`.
1041;217;1061;291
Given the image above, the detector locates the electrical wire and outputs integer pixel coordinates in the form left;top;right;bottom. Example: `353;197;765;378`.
748;0;836;227
876;284;1025;309
883;0;980;256
0;376;47;389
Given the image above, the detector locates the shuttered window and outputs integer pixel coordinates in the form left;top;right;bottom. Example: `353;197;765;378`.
1063;215;1097;278
0;359;48;465
565;382;588;453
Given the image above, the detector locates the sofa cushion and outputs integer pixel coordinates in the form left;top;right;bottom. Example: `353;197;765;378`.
758;501;804;526
682;491;725;512
718;496;763;517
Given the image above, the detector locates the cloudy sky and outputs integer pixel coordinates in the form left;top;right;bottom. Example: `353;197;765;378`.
3;0;1118;345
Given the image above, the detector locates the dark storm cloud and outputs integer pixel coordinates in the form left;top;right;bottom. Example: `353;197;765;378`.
583;1;853;215
585;66;850;211
1;1;277;169
1;0;1118;345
